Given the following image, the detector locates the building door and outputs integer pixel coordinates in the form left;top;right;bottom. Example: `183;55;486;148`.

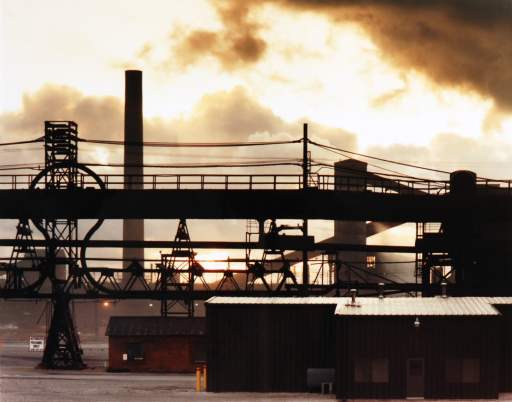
406;358;424;398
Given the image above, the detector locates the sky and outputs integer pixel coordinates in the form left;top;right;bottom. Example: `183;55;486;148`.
1;0;512;268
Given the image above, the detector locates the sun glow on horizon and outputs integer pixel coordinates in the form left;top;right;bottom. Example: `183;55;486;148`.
195;250;235;271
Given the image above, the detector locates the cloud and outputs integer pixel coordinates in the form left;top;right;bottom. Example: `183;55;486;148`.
314;0;512;110
0;84;356;167
171;1;266;70
170;86;284;141
370;87;407;108
4;83;511;182
0;84;123;140
482;106;511;135
168;0;512;110
366;132;512;180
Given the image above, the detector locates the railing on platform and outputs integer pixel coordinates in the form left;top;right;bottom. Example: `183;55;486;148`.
2;173;512;195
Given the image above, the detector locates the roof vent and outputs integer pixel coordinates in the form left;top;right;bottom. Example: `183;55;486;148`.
378;282;384;299
441;281;448;298
345;288;361;307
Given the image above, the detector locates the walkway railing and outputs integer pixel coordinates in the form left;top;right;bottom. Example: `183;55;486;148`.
1;173;511;195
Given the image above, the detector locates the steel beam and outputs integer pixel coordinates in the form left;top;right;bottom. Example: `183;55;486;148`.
0;285;410;299
0;189;446;220
2;189;511;221
0;239;418;253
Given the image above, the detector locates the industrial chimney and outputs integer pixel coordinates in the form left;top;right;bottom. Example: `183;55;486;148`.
122;70;144;271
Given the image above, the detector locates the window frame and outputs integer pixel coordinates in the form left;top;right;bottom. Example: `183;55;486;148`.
445;357;480;384
354;357;389;384
127;342;144;361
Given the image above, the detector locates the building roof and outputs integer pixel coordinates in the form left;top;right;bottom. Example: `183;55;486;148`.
485;297;512;305
335;297;500;316
206;296;512;316
206;297;340;305
106;316;206;337
433;296;512;305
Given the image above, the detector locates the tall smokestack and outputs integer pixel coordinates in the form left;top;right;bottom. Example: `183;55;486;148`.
123;70;144;271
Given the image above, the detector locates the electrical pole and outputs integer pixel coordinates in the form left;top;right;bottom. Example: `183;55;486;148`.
302;123;309;293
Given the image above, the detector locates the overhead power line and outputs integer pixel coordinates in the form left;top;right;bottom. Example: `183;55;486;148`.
0;137;44;147
84;161;302;169
309;140;451;175
0;136;302;148
312;147;424;179
79;138;302;148
0;163;43;171
310;160;435;181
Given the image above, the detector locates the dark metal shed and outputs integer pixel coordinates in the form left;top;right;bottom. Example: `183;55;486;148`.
335;297;501;399
488;297;512;392
106;316;206;373
206;297;338;392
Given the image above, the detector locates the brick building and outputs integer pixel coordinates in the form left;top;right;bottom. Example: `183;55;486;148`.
106;316;206;373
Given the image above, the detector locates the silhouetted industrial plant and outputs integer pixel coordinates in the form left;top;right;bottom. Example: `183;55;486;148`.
1;71;512;398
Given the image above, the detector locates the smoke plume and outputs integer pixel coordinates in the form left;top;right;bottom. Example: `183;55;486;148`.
175;0;512;110
173;1;266;70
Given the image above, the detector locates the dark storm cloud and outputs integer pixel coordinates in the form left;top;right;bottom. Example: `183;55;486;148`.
172;1;266;70
174;0;512;109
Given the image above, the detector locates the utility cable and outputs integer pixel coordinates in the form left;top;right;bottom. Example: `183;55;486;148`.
310;160;431;181
311;160;448;191
79;138;302;148
309;140;451;175
0;137;44;147
0;163;43;171
84;161;302;169
313;146;421;178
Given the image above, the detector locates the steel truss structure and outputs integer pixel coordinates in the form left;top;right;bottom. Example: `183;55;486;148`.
1;121;512;369
156;218;203;316
38;122;84;368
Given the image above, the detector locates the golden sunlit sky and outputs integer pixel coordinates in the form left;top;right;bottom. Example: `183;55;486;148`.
2;0;511;150
1;0;512;259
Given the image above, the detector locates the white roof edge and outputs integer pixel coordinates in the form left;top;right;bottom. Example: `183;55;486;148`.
205;296;218;304
205;296;512;314
205;297;340;305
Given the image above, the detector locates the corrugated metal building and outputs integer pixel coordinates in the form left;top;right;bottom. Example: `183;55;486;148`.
106;316;206;373
335;297;501;399
486;297;512;393
206;296;512;398
206;297;339;392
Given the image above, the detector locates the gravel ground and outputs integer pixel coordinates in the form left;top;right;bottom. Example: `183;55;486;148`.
0;342;332;402
1;342;511;401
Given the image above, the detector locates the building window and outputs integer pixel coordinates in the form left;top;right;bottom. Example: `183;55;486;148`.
462;359;480;383
372;358;389;383
446;358;480;383
366;255;376;269
355;358;371;382
354;357;389;383
127;342;144;361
